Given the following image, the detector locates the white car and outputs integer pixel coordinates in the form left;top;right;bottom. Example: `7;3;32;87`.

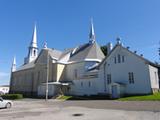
0;97;13;108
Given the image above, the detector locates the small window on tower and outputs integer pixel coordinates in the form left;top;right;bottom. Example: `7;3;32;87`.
33;50;36;56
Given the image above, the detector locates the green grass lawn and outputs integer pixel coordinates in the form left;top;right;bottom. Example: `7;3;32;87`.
57;93;160;101
56;95;73;100
56;95;110;100
119;93;160;101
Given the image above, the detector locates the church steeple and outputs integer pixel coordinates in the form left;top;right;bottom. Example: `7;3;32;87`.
24;24;38;64
11;56;16;72
30;24;37;48
89;18;96;44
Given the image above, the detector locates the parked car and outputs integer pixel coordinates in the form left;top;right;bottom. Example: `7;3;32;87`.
0;97;13;109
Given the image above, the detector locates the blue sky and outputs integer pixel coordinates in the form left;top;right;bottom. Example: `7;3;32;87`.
0;0;160;85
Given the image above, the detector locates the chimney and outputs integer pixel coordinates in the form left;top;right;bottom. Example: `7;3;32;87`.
107;42;113;55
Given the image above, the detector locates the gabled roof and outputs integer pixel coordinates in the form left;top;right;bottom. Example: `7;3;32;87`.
16;48;62;72
16;41;105;71
48;48;62;60
69;42;105;62
99;44;158;68
58;48;74;60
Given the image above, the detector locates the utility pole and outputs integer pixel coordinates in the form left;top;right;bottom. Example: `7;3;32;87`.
45;51;49;101
158;41;160;63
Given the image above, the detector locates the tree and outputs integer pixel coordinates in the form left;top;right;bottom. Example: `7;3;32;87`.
101;45;107;56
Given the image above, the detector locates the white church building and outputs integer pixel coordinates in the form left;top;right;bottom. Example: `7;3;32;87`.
10;21;159;98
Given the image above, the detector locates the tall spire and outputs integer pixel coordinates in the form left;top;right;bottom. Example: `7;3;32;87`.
30;24;37;48
89;18;96;44
11;56;16;72
24;23;38;64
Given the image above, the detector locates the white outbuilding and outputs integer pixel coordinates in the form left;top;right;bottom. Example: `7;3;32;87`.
98;41;159;98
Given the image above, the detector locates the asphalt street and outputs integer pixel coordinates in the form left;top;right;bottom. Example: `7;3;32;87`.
0;99;160;120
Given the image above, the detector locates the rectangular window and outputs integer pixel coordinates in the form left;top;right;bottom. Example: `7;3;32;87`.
107;74;111;84
74;69;78;79
114;57;116;64
118;54;121;63
81;82;83;87
88;81;91;87
37;71;40;81
122;56;125;62
128;72;134;84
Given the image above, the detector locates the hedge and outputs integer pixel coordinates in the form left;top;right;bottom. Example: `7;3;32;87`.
0;94;23;100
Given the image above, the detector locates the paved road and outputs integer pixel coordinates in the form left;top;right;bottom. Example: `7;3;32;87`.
61;100;160;112
0;99;160;120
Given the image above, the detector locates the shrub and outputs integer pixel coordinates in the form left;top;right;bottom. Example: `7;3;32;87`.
0;94;23;100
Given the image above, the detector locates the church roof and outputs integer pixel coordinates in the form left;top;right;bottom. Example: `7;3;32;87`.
16;60;35;71
68;42;105;62
15;41;104;71
48;48;62;60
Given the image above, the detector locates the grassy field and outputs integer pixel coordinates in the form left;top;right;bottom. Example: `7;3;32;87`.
119;93;160;101
56;95;73;100
56;95;111;100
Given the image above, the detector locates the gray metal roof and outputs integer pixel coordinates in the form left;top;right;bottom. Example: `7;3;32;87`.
69;42;105;62
58;48;74;60
15;42;105;71
16;60;35;71
48;48;62;60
